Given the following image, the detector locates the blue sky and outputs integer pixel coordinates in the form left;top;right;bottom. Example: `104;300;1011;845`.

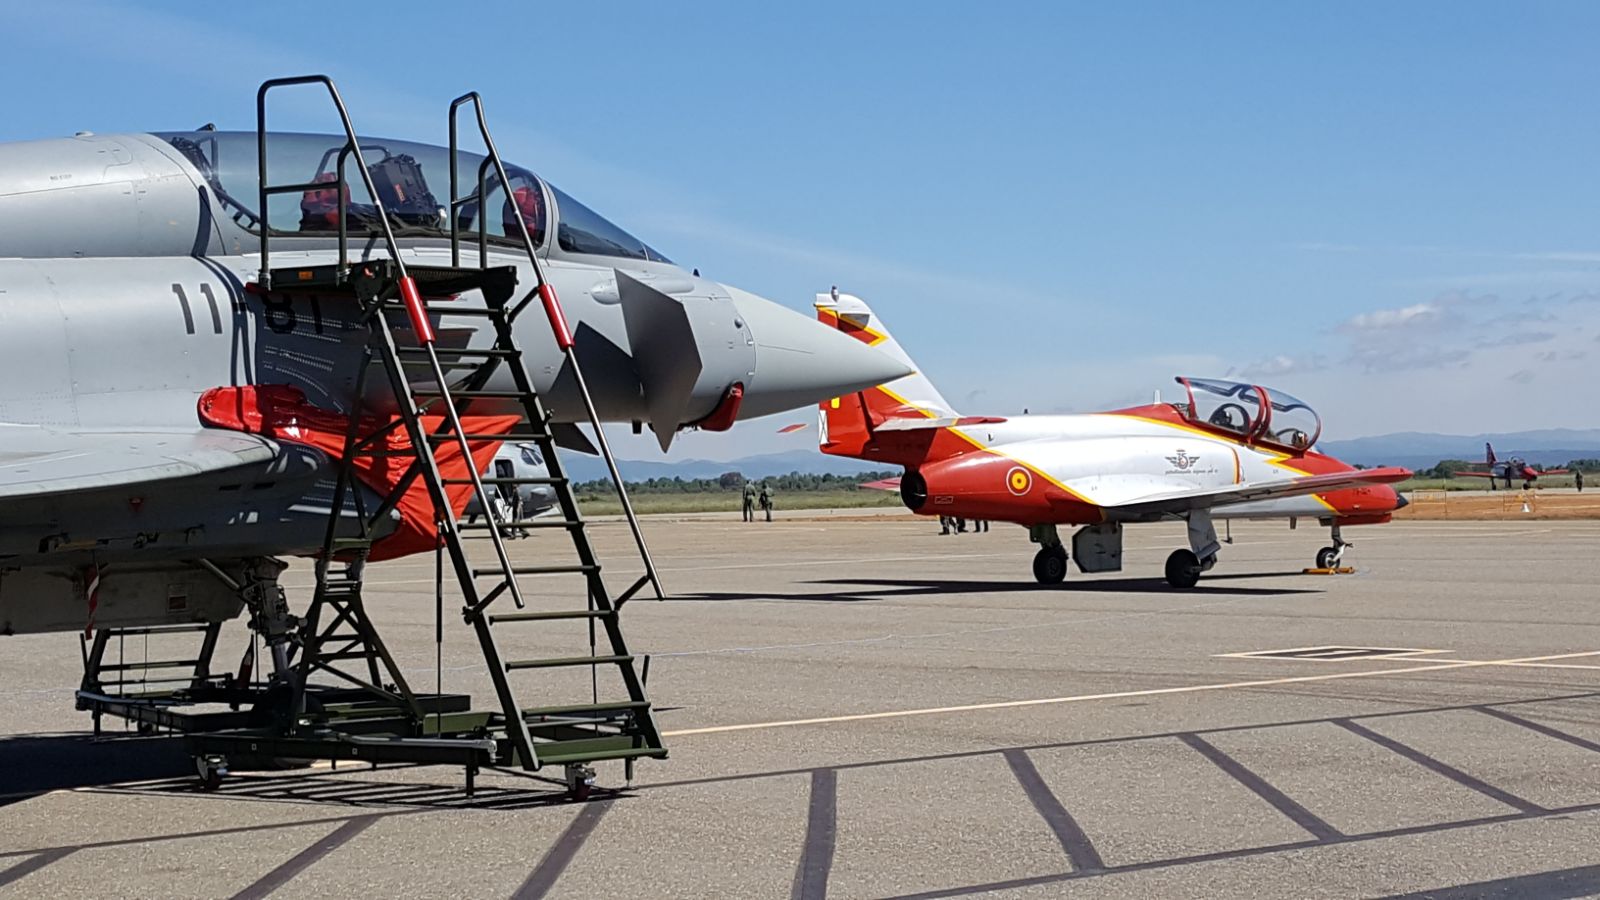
5;2;1598;459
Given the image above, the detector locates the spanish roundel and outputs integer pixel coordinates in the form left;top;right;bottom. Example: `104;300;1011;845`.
1006;466;1032;495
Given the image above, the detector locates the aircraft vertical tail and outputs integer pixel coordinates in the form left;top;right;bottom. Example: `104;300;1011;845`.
1486;442;1496;467
812;289;967;463
814;288;954;414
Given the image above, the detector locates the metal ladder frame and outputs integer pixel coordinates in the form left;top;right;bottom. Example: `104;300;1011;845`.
251;76;664;775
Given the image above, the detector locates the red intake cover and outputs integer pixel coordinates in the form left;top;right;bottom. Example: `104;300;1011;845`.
198;385;520;561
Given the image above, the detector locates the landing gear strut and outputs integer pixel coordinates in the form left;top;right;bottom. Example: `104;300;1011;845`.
1029;524;1068;584
1316;523;1350;569
1165;511;1220;588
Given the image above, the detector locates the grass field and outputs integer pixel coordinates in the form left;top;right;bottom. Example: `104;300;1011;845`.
574;489;904;516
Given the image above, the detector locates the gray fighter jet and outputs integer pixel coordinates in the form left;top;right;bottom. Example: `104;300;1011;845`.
0;113;908;637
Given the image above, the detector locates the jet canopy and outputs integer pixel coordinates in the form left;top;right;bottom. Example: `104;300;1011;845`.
155;130;671;263
1174;376;1321;451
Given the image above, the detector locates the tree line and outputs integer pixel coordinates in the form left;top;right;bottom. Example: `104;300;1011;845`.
574;470;899;495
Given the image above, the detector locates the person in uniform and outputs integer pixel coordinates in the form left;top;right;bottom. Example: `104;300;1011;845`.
742;480;757;522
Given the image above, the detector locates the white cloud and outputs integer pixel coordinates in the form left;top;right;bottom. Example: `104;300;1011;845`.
1224;354;1328;380
1338;302;1448;333
1475;331;1556;349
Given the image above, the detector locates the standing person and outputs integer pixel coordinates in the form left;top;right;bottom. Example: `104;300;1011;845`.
742;480;756;522
759;483;774;522
972;519;989;533
939;515;952;535
1577;469;1585;493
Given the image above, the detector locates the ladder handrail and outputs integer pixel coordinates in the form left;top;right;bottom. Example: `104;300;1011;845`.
447;91;664;601
256;76;408;288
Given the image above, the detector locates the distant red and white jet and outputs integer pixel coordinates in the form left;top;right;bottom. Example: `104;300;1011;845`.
810;291;1410;588
1455;443;1566;491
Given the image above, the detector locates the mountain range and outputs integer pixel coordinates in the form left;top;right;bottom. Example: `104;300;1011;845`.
1319;429;1600;469
562;429;1600;483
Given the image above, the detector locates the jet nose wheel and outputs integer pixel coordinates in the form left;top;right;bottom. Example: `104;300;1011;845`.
1032;546;1068;585
1164;549;1202;589
1316;546;1339;569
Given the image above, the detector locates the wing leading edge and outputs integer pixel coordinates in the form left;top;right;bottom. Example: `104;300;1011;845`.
1100;466;1411;518
0;424;281;500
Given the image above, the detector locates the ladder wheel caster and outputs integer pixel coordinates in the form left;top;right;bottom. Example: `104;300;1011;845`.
195;755;228;791
136;721;157;736
1032;547;1068;585
565;764;596;801
1316;546;1338;569
1165;549;1202;589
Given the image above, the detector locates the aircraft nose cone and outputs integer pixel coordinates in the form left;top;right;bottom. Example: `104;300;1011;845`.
724;286;913;419
1393;490;1409;510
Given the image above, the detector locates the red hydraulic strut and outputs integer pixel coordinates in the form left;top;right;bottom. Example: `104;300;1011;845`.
538;283;574;350
399;276;434;344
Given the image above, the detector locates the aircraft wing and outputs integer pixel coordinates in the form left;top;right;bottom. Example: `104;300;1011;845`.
1454;471;1496;478
1102;466;1412;518
860;477;901;492
0;424;281;500
1538;468;1570;475
874;415;1006;431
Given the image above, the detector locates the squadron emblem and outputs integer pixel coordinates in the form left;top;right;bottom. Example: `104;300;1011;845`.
1166;450;1199;470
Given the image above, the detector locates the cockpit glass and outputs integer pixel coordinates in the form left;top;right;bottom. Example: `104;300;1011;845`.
1174;376;1321;450
151;131;619;251
550;186;672;263
1262;387;1320;450
1181;377;1265;435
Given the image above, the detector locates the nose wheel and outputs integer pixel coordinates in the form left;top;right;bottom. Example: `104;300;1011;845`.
1032;546;1068;584
1315;524;1351;569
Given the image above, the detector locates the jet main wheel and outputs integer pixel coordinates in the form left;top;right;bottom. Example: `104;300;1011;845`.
1316;546;1338;569
1165;549;1202;589
1032;546;1068;585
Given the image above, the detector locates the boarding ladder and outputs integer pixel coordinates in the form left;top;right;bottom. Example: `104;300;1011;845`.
252;76;665;784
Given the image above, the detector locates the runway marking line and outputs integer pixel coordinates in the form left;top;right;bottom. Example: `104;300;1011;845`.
660;649;1600;738
1217;646;1448;662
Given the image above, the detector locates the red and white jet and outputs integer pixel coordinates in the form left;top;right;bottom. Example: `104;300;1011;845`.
1455;443;1566;491
813;291;1410;588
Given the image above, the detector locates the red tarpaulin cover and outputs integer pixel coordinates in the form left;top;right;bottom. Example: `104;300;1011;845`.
199;384;521;561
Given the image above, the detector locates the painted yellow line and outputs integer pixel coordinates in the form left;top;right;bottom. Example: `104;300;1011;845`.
660;649;1600;737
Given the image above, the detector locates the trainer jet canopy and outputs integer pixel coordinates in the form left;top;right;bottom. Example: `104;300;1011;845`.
1176;377;1321;451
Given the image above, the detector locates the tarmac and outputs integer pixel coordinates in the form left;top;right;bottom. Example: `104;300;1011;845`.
3;513;1600;898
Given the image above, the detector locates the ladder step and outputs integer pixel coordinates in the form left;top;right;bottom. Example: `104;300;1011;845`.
427;432;547;442
521;700;650;719
460;519;581;531
443;476;566;486
472;565;598;577
94;624;213;637
97;659;202;672
505;654;632;671
382;302;503;318
413;389;527;399
396;347;516;359
488;609;615;624
313;650;378;663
